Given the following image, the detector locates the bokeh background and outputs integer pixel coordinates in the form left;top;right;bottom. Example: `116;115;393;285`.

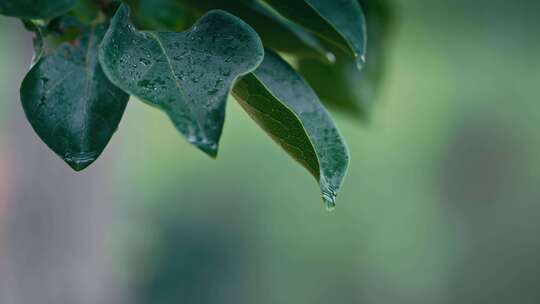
2;0;540;303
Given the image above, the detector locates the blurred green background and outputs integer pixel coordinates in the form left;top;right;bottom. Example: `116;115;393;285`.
1;0;540;303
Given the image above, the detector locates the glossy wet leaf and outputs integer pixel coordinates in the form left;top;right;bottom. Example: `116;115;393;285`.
233;50;349;209
20;23;129;171
298;0;393;118
185;0;331;62
0;0;75;19
99;4;264;156
263;0;367;68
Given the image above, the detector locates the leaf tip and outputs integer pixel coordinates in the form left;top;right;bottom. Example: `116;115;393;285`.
63;151;98;172
191;141;219;159
65;160;94;172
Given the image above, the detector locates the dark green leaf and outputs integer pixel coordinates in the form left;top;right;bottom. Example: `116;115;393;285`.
125;0;189;31
70;0;100;23
99;4;264;156
299;57;371;119
233;50;349;209
298;0;393;119
0;0;76;19
263;0;367;68
20;23;129;171
184;0;332;62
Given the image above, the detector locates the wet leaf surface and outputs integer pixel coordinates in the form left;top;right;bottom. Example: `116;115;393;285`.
233;50;349;209
0;0;75;19
99;4;264;156
185;0;331;62
20;23;129;171
263;0;367;68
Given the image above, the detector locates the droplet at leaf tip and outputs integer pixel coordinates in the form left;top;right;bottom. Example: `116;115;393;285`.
63;152;98;172
355;54;367;70
233;50;349;210
324;200;336;212
20;22;129;174
322;188;337;212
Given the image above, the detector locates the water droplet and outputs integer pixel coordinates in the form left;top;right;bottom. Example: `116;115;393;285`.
325;52;336;64
139;58;151;66
325;200;336;212
355;54;366;70
322;187;337;212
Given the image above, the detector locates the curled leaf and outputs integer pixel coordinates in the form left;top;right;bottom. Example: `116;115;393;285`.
233;50;349;209
99;4;264;156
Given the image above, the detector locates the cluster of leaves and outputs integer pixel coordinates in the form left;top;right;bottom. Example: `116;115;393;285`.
0;0;391;209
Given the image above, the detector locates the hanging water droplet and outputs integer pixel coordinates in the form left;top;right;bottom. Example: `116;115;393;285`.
325;52;336;64
323;197;336;212
322;187;337;212
355;53;366;70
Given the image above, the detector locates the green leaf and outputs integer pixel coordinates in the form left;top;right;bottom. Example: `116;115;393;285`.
99;4;264;156
0;0;75;19
20;23;129;171
263;0;367;68
298;57;371;119
232;50;349;209
298;0;393;119
184;0;332;62
70;0;100;23
125;0;189;31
